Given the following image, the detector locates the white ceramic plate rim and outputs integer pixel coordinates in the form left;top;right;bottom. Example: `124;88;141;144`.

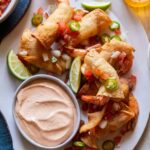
0;0;149;150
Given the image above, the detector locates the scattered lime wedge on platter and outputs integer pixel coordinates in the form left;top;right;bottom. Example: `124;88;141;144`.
69;57;81;93
81;1;111;11
7;50;31;81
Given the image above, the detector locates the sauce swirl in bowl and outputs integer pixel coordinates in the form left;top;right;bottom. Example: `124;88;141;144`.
13;75;80;149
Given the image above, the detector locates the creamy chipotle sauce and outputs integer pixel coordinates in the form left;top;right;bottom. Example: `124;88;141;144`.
15;79;77;147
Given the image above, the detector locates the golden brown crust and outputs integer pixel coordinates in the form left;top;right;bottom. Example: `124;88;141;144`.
68;9;112;47
100;40;134;74
32;3;73;49
19;29;66;75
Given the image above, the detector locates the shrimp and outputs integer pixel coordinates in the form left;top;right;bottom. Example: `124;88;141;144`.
77;82;99;98
93;93;139;139
100;40;134;75
63;44;102;59
63;47;87;59
67;9;111;47
82;50;124;99
18;29;66;75
32;0;73;49
81;95;109;106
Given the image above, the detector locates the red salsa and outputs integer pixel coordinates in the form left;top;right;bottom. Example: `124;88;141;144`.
0;0;11;16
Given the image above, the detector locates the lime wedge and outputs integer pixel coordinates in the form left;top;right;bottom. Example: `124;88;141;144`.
81;1;111;11
69;57;81;93
7;50;31;80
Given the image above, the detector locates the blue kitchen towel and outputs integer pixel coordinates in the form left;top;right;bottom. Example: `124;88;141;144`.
0;112;13;150
0;0;31;42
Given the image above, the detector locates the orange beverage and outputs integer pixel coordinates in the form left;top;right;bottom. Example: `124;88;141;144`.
125;0;150;7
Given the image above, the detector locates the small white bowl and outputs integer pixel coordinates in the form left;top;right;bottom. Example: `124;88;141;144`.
13;74;81;149
0;0;19;23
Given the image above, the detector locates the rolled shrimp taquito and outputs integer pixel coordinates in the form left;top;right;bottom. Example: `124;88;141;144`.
68;9;111;47
18;29;66;75
32;0;73;49
82;50;124;99
100;40;134;75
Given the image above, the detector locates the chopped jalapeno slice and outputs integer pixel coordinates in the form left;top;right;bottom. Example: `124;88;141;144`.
110;21;120;31
101;33;111;44
32;14;43;26
111;35;122;41
102;140;115;150
73;141;85;147
51;56;58;63
105;77;118;91
69;21;81;32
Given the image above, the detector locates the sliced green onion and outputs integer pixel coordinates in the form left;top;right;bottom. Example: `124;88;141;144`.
101;33;111;44
105;77;118;91
102;140;115;150
73;141;85;148
111;35;122;41
110;21;120;31
69;21;80;32
32;14;43;26
51;56;58;63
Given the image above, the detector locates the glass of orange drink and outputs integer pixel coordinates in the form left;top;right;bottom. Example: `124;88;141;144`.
124;0;150;7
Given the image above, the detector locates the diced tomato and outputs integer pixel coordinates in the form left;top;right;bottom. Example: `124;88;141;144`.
73;13;82;21
73;9;85;21
58;21;79;39
37;7;43;15
68;30;79;38
128;75;137;90
58;22;68;35
114;29;121;35
84;70;93;79
65;26;72;34
113;136;122;145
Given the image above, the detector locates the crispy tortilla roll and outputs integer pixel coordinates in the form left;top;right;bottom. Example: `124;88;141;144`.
94;94;139;139
18;29;66;75
68;9;111;47
83;50;124;99
99;40;134;74
101;40;134;60
32;2;73;49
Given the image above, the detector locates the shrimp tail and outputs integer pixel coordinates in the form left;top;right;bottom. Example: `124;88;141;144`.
81;95;109;106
